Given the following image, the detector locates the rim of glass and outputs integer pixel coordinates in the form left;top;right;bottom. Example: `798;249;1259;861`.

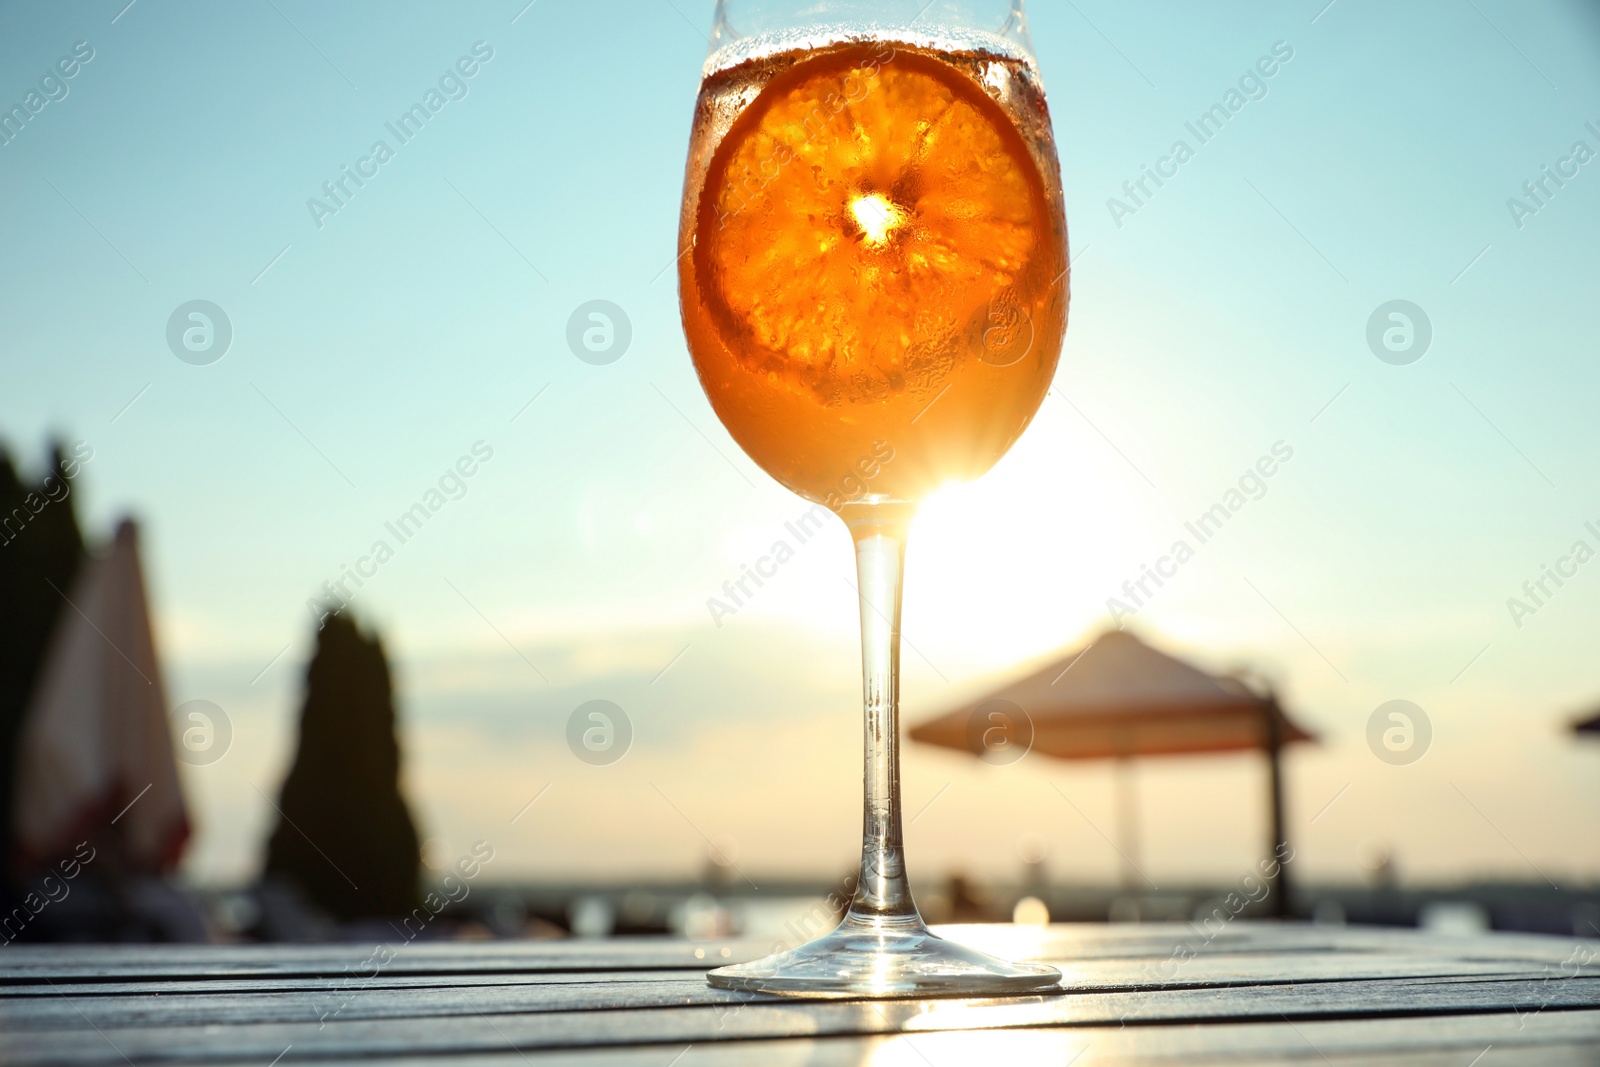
702;0;1036;76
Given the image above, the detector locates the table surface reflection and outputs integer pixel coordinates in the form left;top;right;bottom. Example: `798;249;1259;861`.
3;922;1599;1065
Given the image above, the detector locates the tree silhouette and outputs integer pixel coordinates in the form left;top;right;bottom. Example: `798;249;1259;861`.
0;442;85;889
264;613;421;921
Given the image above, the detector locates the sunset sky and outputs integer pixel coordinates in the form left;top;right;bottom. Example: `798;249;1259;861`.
3;0;1599;890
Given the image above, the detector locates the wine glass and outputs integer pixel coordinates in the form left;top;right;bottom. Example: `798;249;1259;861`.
677;0;1068;996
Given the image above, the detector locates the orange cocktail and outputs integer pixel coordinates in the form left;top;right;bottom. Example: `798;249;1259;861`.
679;40;1067;508
676;4;1070;997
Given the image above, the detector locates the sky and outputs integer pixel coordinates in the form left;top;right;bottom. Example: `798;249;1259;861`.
2;0;1599;892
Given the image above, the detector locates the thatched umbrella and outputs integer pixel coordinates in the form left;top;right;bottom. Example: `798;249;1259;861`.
909;629;1316;917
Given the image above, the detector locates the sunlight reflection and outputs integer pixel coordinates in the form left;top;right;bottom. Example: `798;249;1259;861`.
850;192;907;245
909;477;1111;669
929;921;1059;960
864;1029;1095;1066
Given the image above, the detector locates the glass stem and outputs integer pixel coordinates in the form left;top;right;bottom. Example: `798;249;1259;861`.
842;504;922;928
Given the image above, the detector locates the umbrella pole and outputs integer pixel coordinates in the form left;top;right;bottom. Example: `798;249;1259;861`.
1114;756;1142;894
1265;702;1291;919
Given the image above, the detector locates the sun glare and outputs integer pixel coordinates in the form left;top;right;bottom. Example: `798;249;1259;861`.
849;193;904;245
910;480;1084;669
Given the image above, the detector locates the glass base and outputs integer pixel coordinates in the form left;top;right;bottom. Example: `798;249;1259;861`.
707;917;1063;998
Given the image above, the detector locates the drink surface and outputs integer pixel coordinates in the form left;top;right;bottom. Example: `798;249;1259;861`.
679;37;1068;509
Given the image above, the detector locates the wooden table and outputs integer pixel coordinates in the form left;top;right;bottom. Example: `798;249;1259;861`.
4;923;1599;1064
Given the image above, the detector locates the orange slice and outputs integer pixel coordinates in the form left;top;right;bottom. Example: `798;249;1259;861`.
693;45;1053;404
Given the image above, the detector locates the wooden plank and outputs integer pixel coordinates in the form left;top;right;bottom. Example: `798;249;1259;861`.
2;923;1591;981
0;922;1411;977
810;1011;1600;1067
5;975;1599;1064
44;1012;1596;1067
0;968;679;998
478;1012;1600;1066
5;926;1597;1063
5;956;1596;1031
473;1011;1599;1066
1;950;1576;1002
0;939;738;981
